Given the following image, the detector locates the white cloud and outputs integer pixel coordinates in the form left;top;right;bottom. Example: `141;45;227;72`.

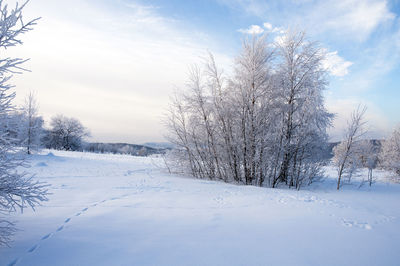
263;22;273;30
263;22;284;33
271;27;284;33
238;25;264;35
335;25;400;92
320;0;395;41
223;0;396;42
322;50;353;77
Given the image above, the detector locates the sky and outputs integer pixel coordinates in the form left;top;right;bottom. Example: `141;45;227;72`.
8;0;400;143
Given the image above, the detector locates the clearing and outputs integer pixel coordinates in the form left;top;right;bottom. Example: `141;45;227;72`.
1;150;399;266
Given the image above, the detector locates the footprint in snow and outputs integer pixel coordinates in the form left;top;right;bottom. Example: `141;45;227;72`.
213;196;225;205
7;258;19;266
28;244;38;253
41;233;52;240
8;199;115;266
278;198;287;204
301;197;316;203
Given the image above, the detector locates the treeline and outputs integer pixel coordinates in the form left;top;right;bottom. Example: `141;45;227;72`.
85;142;168;156
6;95;167;156
6;99;90;153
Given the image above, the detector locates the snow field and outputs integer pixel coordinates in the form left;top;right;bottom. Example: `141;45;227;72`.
1;150;399;266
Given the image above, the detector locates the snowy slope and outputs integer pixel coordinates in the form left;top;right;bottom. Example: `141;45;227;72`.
1;150;399;266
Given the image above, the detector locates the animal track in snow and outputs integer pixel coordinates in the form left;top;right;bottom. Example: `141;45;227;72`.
213;196;224;205
272;192;395;231
7;258;19;266
41;233;52;240
56;225;64;232
7;187;148;265
27;245;38;253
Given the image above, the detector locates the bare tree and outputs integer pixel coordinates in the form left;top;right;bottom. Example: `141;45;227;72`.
0;0;48;246
19;91;44;154
333;106;367;190
380;125;400;180
45;115;90;151
358;140;379;186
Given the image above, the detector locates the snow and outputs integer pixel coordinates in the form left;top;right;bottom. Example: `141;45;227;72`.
1;150;399;266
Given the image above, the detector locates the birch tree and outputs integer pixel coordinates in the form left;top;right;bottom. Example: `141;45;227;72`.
333;106;367;190
166;30;332;189
380;125;400;179
359;140;379;187
19;91;44;154
231;35;275;185
271;30;332;188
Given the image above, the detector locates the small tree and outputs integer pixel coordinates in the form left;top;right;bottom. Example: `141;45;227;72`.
359;140;379;186
333;106;367;190
46;115;90;151
380;125;400;180
0;0;48;246
19;91;44;154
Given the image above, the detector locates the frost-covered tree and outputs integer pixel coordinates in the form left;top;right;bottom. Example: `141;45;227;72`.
231;35;275;186
45;115;90;151
19;91;44;154
166;30;332;189
0;0;48;246
358;140;379;187
380;125;400;179
333;106;367;190
270;30;332;188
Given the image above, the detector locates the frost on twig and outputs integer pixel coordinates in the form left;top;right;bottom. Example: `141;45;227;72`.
0;0;48;246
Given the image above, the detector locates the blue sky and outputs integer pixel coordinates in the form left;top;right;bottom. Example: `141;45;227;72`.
10;0;400;143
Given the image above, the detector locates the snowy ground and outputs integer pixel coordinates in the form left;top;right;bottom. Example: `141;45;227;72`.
1;150;399;266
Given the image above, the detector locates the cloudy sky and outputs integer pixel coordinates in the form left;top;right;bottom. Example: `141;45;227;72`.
9;0;400;143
